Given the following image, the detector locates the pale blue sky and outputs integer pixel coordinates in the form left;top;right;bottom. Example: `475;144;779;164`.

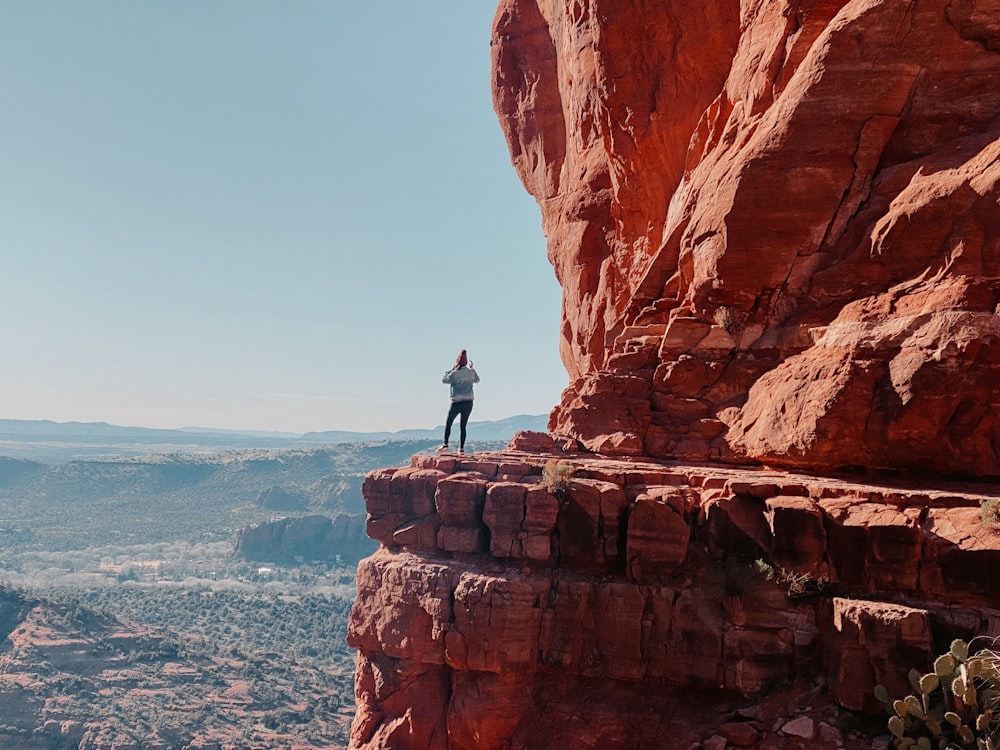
0;2;567;433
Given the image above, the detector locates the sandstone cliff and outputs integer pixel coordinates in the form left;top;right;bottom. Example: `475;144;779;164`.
347;445;1000;749
347;0;1000;747
494;0;1000;476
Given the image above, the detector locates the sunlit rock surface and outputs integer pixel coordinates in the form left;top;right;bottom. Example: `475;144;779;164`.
347;447;1000;749
347;0;1000;746
494;0;1000;476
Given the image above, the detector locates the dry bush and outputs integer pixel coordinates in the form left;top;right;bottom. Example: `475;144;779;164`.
541;460;575;496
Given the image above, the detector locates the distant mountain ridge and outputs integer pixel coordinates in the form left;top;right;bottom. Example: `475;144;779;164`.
0;418;300;445
0;414;548;462
0;415;546;442
300;413;548;443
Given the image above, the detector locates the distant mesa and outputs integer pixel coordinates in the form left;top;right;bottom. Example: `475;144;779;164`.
234;513;376;565
256;486;309;512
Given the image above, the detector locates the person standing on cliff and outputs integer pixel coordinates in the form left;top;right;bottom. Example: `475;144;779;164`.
440;349;479;453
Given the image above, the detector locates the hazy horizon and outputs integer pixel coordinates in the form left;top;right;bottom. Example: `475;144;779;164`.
0;411;549;437
1;2;568;434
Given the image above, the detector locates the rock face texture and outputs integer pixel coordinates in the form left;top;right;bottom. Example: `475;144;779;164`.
348;448;1000;749
348;1;1000;747
493;0;1000;476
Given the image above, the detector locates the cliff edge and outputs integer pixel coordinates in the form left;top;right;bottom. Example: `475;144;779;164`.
347;442;1000;749
347;1;1000;747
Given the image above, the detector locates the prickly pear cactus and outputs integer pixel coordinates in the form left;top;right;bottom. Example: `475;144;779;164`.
875;639;1000;750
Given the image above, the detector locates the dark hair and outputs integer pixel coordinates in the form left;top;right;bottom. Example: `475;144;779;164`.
455;349;468;368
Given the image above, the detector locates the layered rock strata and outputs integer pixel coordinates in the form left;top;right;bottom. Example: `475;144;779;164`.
492;0;1000;475
347;443;1000;749
348;0;1000;745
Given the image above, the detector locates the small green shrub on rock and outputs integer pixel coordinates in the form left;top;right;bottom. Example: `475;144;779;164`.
751;558;827;599
876;638;1000;750
541;460;575;497
752;558;775;580
980;499;1000;530
713;305;746;336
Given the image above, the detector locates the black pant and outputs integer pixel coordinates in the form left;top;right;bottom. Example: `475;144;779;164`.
444;400;474;450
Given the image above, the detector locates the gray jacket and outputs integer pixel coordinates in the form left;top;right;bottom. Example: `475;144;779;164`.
443;366;479;402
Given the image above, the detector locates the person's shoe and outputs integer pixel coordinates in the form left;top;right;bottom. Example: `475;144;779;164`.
437;444;449;453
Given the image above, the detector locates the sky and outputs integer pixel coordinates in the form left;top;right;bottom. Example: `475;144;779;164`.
0;2;568;434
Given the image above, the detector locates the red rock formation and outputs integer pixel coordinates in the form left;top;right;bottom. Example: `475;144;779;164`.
493;0;1000;476
347;447;1000;749
348;0;1000;747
